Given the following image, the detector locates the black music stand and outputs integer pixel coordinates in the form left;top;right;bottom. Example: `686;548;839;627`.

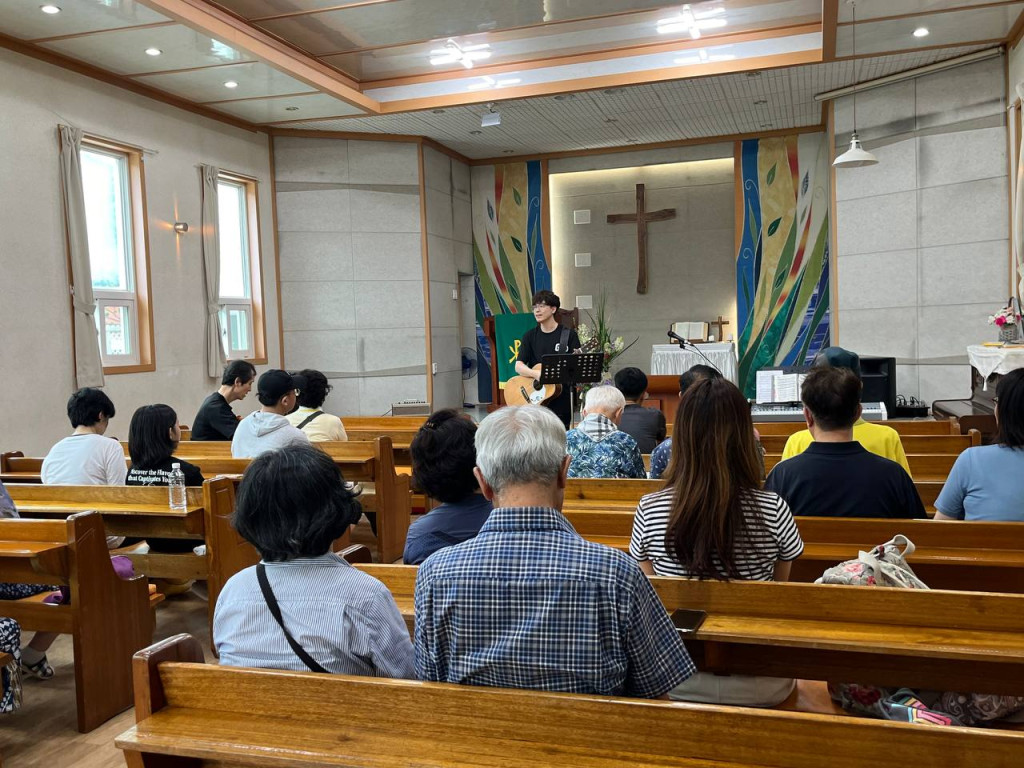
540;352;605;427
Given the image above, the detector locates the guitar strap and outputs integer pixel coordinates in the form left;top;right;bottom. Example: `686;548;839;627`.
557;326;570;353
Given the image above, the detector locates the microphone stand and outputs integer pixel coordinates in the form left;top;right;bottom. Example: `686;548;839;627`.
667;331;723;376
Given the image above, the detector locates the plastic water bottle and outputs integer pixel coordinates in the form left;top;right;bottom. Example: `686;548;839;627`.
168;463;187;513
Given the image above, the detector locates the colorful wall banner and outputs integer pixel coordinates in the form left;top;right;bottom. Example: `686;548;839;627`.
471;161;551;399
736;133;832;398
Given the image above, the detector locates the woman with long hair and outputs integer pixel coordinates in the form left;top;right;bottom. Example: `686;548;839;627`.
629;376;803;705
935;368;1024;522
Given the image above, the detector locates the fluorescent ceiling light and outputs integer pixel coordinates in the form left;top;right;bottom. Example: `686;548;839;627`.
674;48;735;65
429;38;492;69
145;47;162;56
467;76;521;91
657;4;726;39
40;4;61;13
224;80;238;89
913;27;929;37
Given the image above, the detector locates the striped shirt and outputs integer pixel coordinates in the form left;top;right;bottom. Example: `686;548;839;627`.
213;553;415;678
414;506;695;698
630;488;804;581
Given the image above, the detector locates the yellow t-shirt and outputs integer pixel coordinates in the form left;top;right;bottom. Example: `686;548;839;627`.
780;419;912;478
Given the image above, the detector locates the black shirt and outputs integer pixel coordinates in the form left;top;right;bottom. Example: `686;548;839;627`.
126;457;205;487
516;324;581;427
764;442;926;519
617;404;666;454
192;392;239;441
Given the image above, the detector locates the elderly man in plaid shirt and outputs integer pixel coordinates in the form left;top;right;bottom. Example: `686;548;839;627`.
413;406;694;698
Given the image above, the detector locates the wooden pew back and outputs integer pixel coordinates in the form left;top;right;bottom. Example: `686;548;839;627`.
758;431;980;454
118;633;1024;767
0;512;156;731
752;418;959;436
764;452;957;478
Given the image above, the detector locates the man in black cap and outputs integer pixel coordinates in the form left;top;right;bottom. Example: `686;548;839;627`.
231;370;310;458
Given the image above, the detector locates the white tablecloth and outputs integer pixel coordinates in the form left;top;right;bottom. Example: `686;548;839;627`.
651;343;738;383
967;344;1024;389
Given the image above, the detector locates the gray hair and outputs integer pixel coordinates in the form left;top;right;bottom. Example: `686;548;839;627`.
475;406;567;493
584;385;625;415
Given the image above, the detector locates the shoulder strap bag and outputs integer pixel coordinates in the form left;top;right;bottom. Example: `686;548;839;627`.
296;410;325;430
256;563;328;673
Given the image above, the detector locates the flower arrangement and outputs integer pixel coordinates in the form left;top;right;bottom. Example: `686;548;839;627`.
989;306;1021;328
577;292;636;376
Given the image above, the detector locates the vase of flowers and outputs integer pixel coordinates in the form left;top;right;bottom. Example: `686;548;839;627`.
989;300;1022;343
575;292;638;401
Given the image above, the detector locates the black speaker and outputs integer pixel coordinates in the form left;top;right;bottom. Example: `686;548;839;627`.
859;356;897;416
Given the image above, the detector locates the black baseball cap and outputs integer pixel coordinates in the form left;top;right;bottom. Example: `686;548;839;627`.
812;346;862;380
257;370;308;405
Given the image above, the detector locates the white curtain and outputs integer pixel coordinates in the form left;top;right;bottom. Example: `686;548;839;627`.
1015;85;1024;304
201;164;225;378
58;125;105;388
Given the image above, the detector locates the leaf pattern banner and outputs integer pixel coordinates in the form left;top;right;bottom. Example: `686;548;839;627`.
736;133;832;398
472;161;551;401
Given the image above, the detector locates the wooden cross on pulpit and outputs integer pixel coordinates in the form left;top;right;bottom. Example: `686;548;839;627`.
710;315;730;342
606;183;676;294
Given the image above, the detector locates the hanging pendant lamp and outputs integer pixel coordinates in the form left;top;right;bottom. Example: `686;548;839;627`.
834;1;878;168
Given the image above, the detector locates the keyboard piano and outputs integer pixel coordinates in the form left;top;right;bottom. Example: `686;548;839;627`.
751;402;888;422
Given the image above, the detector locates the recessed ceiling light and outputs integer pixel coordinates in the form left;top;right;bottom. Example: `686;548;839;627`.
40;4;61;13
754;99;768;105
429;38;491;69
469;130;483;135
746;71;761;78
224;81;238;89
760;123;773;129
604;118;618;123
285;106;299;111
432;109;446;114
502;150;515;154
553;93;576;101
657;4;726;39
913;27;929;38
145;47;162;56
603;88;624;96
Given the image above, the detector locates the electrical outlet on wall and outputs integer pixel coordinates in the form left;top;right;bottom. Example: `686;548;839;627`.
431;363;438;374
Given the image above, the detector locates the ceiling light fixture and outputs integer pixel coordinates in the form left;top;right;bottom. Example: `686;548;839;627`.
40;4;61;13
553;93;576;101
657;4;726;39
481;102;501;127
429;38;491;69
145;47;162;56
224;80;238;89
285;106;299;111
674;47;735;65
834;1;878;168
467;75;521;91
913;27;929;38
469;130;483;135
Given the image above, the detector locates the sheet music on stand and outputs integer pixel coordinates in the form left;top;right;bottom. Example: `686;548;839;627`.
539;352;605;388
755;367;809;404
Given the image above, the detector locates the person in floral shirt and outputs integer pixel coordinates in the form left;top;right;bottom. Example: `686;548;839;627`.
566;386;646;479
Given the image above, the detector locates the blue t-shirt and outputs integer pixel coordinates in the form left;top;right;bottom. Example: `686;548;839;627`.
403;494;493;565
649;438;672;479
934;445;1024;521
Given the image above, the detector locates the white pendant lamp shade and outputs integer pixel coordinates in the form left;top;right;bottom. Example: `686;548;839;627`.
833;132;878;168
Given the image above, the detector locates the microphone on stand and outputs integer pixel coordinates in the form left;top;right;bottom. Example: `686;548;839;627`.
667;329;723;375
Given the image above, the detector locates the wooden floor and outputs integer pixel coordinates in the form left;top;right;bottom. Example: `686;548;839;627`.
0;590;211;768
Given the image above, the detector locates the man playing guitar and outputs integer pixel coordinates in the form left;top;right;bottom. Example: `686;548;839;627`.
514;290;581;428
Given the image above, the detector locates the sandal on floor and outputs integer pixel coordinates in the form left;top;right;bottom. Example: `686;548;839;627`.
21;655;54;680
345;481;364;498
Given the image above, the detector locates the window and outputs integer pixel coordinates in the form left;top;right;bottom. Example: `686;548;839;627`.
217;173;266;362
80;140;154;372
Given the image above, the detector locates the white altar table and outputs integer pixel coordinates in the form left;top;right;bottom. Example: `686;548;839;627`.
651;343;738;383
967;345;1024;389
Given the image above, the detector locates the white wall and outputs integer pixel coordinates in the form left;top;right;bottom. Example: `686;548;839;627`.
273;136;428;416
833;56;1010;404
0;47;279;455
422;146;473;411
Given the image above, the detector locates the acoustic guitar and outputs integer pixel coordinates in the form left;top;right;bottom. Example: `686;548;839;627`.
504;364;561;407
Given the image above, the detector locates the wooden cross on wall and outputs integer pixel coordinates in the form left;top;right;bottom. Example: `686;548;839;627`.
606;183;676;294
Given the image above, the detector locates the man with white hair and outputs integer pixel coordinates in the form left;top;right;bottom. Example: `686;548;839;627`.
413;406;693;698
565;385;646;478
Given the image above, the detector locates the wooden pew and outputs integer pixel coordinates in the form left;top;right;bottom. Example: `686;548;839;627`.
759;430;981;455
118;633;1024;768
0;512;156;732
6;478;257;631
356;564;1024;697
172;437;411;563
0;451;42;484
560;510;1024;593
752;417;959;437
764;451;957;478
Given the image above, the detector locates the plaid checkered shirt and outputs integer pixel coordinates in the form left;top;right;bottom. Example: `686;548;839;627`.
413;506;695;697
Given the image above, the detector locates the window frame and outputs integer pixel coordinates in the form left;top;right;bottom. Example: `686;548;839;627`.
76;136;155;374
216;170;267;364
